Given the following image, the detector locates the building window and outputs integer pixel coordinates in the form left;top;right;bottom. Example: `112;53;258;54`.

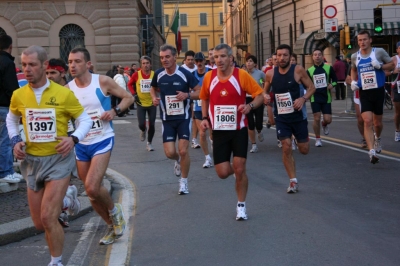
200;13;207;26
289;24;293;48
269;30;275;55
220;37;224;44
200;38;208;52
180;14;188;26
0;27;6;36
59;24;85;64
300;20;304;34
219;12;223;25
165;14;169;27
182;39;189;52
277;27;281;45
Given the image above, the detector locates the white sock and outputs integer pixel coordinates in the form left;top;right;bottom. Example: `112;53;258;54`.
180;177;187;183
109;205;118;215
205;154;211;160
62;196;71;210
51;255;62;265
290;178;298;183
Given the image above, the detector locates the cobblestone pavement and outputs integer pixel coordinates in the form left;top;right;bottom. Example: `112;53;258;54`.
0;177;85;225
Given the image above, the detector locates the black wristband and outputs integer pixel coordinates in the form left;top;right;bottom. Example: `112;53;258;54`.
70;135;79;145
202;117;209;120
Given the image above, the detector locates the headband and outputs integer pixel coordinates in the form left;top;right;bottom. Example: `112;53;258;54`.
47;65;65;73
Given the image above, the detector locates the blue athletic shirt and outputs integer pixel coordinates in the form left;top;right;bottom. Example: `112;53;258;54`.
355;48;387;89
151;65;199;121
193;67;210;112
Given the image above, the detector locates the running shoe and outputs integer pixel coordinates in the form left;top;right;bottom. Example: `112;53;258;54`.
140;129;146;142
203;158;213;168
174;161;181;176
66;185;80;216
13;172;23;181
249;144;258;153
110;203;126;238
58;211;69;228
191;139;201;149
322;124;329;135
287;182;299;193
178;180;189;195
277;140;282;148
292;139;297;150
361;139;367;148
369;149;379;164
395;131;400;142
258;132;264;142
0;173;20;183
374;137;382;153
236;204;248;221
146;143;154;151
315;139;322;147
99;226;116;245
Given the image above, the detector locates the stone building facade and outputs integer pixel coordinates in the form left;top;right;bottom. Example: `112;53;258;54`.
0;0;165;73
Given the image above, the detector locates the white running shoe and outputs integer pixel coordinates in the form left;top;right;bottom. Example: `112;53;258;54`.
395;131;400;142
287;182;299;193
315;139;322;147
277;140;282;148
236;204;248;221
13;172;23;181
291;139;297;150
174;161;181;176
48;261;64;266
178;180;189;195
374;137;382;153
0;173;21;183
249;144;258;153
203;158;213;168
191;139;201;149
258;132;264;142
66;185;80;216
369;149;379;164
146;143;154;151
322;124;329;135
140;129;146;142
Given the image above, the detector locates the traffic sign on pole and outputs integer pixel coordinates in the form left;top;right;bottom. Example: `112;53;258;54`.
324;18;338;32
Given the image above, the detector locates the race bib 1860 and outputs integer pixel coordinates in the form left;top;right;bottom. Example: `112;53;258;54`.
213;105;237;130
25;108;57;142
140;79;151;93
165;95;184;115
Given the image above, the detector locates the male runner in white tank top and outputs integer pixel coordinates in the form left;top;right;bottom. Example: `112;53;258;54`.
67;47;134;245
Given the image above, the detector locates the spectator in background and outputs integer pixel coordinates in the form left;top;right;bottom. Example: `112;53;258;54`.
333;55;347;100
0;34;22;183
129;63;137;76
181;50;197;73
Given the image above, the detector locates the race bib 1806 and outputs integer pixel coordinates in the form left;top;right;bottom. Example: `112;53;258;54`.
213;105;237;130
25;108;57;142
165;95;184;115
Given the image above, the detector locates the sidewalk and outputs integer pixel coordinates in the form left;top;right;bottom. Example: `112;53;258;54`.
0;175;111;246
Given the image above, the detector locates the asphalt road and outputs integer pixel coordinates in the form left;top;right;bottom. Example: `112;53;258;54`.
1;105;399;266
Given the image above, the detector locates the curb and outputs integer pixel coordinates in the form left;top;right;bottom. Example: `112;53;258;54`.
0;178;111;246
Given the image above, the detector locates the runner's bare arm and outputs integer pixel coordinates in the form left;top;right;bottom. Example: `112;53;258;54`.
99;75;134;120
263;70;273;105
150;86;160;106
200;99;210;131
293;66;315;111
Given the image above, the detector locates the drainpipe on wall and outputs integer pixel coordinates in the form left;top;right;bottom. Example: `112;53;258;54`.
271;0;275;51
292;0;297;41
256;0;260;64
320;0;323;29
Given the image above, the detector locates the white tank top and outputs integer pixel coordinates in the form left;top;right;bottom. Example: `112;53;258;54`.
68;74;114;145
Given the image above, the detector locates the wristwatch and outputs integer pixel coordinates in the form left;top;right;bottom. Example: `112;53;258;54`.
249;103;255;110
113;106;122;116
70;135;79;145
